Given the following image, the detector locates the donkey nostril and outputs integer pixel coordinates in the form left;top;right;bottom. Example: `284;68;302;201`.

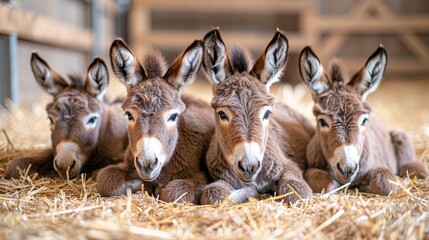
336;163;344;174
135;158;143;169
256;161;261;170
70;160;76;169
54;159;60;170
250;162;260;173
153;158;159;168
238;161;246;172
352;163;358;173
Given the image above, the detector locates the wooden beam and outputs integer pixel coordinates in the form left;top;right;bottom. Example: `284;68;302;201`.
325;58;429;74
318;17;429;33
0;34;19;105
139;0;312;13
0;3;93;52
132;31;307;53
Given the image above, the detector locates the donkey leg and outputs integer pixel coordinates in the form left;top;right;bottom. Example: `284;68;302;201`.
160;172;208;204
399;162;429;178
200;179;234;205
391;131;429;178
5;149;55;179
277;165;312;204
359;167;396;195
304;168;340;193
96;163;142;196
228;186;259;204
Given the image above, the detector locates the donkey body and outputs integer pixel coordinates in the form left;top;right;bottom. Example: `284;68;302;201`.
96;39;214;204
300;46;429;195
5;53;128;179
200;29;314;205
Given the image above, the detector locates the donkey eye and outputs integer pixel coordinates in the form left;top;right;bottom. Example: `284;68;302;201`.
218;111;229;121
361;117;368;127
262;110;272;120
48;117;54;125
319;118;329;128
125;111;134;122
87;116;97;125
168;113;179;122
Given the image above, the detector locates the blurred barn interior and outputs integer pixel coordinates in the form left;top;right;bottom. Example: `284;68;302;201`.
1;1;429;239
1;0;429;106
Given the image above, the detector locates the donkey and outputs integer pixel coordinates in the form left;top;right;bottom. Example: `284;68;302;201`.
200;28;314;205
5;53;128;179
96;38;215;204
299;45;429;195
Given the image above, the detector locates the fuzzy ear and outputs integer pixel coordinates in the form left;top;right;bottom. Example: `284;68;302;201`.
31;52;69;95
109;38;146;87
202;27;231;86
299;46;330;95
251;28;288;90
85;57;109;99
348;45;387;100
163;40;203;92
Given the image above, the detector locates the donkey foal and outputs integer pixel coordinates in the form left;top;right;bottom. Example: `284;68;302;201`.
5;53;128;179
96;38;215;204
200;28;314;205
299;45;429;195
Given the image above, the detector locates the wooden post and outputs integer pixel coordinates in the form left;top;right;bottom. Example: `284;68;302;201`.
0;33;19;105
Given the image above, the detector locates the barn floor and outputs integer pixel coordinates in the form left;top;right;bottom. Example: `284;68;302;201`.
0;78;428;239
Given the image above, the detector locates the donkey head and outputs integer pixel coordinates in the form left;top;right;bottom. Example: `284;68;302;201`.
202;28;288;183
299;45;387;183
110;38;203;181
31;52;109;178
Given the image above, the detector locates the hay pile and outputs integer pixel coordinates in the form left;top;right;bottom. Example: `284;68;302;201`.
1;79;428;239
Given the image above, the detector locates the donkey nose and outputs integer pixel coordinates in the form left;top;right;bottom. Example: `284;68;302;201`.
54;159;76;171
336;162;358;179
137;157;159;173
237;160;261;175
54;159;77;178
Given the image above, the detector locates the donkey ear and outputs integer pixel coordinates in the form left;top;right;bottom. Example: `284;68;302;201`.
31;52;69;95
109;38;146;87
164;40;203;92
202;28;231;86
85;57;109;99
299;46;330;95
348;45;387;100
251;29;288;90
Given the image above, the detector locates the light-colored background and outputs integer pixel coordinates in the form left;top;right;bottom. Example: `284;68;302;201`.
1;0;428;106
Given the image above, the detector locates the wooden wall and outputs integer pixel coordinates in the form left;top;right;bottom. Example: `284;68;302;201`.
129;0;429;84
0;0;117;105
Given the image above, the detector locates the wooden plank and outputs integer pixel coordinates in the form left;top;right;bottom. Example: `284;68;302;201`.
0;3;92;52
318;17;429;33
139;0;312;13
325;58;429;74
132;31;307;52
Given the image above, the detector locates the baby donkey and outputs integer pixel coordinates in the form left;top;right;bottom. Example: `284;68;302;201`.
96;38;215;203
300;45;429;195
6;53;128;179
200;28;314;205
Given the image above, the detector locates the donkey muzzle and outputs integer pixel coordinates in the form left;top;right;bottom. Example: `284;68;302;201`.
135;157;161;181
54;141;82;178
235;160;261;183
230;142;264;183
332;145;360;183
134;136;166;181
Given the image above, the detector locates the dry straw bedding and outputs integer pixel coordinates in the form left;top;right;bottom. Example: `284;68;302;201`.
0;80;428;239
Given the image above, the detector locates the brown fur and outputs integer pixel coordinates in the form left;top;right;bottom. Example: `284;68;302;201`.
5;53;128;179
96;38;215;204
200;28;314;205
299;45;429;195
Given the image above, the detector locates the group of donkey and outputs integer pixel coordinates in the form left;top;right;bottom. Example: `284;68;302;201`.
5;28;428;204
